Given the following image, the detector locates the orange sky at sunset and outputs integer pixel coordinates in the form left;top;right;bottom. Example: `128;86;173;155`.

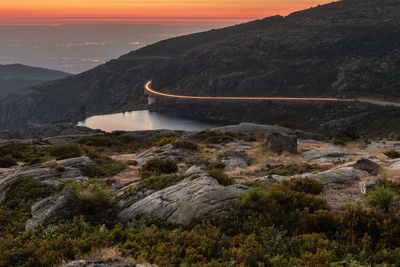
1;0;333;24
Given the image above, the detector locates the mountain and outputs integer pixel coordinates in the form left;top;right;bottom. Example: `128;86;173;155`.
0;64;70;96
1;0;400;136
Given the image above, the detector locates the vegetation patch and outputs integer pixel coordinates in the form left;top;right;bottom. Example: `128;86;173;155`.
172;140;198;150
158;136;178;146
193;131;235;144
4;177;59;210
366;186;396;210
49;144;83;160
208;169;233;186
253;163;328;176
139;158;178;178
0;155;17;168
383;149;400;159
81;163;126;178
288;177;324;195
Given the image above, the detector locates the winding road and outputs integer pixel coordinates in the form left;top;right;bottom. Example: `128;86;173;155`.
145;81;400;106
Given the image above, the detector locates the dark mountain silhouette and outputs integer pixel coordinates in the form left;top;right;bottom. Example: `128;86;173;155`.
0;64;70;96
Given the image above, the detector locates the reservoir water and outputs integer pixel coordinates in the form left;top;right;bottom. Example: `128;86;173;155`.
78;110;217;132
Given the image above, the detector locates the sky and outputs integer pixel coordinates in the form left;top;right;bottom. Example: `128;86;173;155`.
0;0;333;24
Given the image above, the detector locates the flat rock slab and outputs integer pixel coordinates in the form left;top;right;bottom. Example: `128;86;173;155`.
134;144;191;167
209;123;295;135
302;148;366;163
367;141;400;150
118;173;248;225
308;167;370;189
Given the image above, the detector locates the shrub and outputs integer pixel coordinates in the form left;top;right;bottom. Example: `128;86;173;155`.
79;136;121;147
193;131;235;144
66;182;115;223
4;177;58;210
208;169;233;186
366;186;396;210
262;163;327;176
0;155;17;168
49;144;82;160
126;160;137;166
383;149;400;159
81;163;126;178
139;159;178;178
27;157;46;166
288;177;323;195
333;138;347;146
55;165;67;172
172;140;198;150
158;136;178;146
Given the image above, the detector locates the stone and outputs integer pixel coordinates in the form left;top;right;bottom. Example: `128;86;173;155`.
351;158;380;175
264;132;297;153
302;148;366;163
359;179;379;195
25;189;79;230
118;173;248;225
221;157;248;171
308;167;370;189
185;165;207;175
134;144;192;166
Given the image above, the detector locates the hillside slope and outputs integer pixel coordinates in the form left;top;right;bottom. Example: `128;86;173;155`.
1;0;400;136
0;64;70;95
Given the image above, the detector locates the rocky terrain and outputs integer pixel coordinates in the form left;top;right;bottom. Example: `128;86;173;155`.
2;0;400;137
3;122;400;265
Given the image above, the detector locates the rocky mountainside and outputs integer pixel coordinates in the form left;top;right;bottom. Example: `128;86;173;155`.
1;0;400;136
0;64;70;96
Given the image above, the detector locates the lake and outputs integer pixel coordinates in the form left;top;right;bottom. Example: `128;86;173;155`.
77;110;217;132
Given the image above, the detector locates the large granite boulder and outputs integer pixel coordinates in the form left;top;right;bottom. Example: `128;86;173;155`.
264;132;297;153
302;148;366;163
308;167;370;189
118;173;248;225
25;189;79;230
351;158;380;175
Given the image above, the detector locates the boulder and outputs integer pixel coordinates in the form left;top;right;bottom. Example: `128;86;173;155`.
221;157;248;171
351;158;380;175
118;173;248;225
134;143;192;166
25;189;79;230
264;132;297;153
184;165;207;175
308;167;370;189
359;179;380;195
302;148;366;163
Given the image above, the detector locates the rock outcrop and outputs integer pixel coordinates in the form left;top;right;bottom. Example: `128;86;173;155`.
25;189;79;230
351;158;380;175
264;132;297;153
308;167;370;189
133;143;192;166
302;148;366;163
118;173;248;225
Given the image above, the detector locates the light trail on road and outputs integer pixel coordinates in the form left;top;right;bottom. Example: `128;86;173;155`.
145;81;345;101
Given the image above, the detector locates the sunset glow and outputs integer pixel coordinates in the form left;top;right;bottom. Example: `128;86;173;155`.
1;0;332;24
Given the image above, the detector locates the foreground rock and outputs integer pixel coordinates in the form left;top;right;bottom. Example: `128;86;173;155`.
118;173;248;225
25;189;79;230
302;148;366;163
264;132;297;153
308;167;370;189
351;158;380;175
133;143;192;166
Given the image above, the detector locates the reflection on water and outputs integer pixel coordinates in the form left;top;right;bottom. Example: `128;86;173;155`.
77;110;217;132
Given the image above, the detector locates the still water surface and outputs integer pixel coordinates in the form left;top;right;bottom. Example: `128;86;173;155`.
78;110;217;132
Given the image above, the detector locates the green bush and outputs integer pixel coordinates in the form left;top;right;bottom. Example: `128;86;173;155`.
27;157;47;166
158;136;178;146
79;136;121;147
66;182;115;223
172;140;198;150
288;177;324;195
208;169;233;186
193;131;235;144
366;186;396;210
261;163;327;176
49;144;83;160
383;149;400;159
126;160;138;166
4;177;58;210
81;163;126;178
55;165;67;172
0;155;17;168
333;138;347;146
139;159;178;178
